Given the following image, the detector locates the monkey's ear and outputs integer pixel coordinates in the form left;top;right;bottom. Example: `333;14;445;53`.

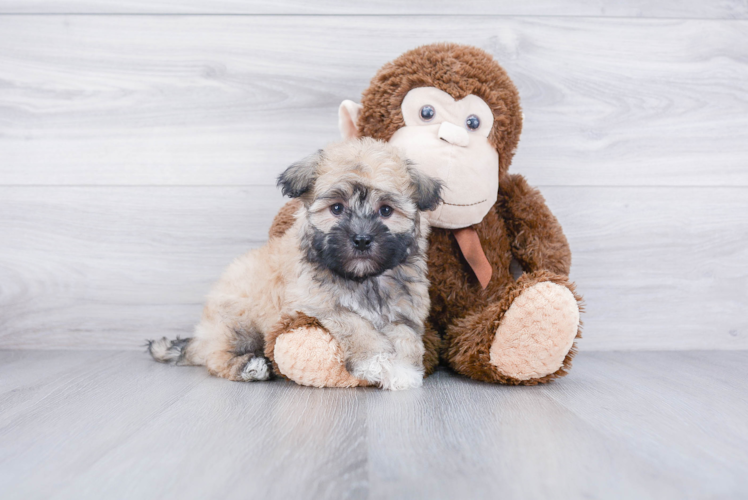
338;100;363;140
407;163;444;212
277;150;323;198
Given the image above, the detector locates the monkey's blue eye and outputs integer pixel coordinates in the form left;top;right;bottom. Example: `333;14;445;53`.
420;105;435;121
330;203;345;216
466;115;480;130
378;205;393;218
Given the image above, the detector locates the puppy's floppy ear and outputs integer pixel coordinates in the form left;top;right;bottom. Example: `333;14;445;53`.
407;162;443;212
277;150;323;198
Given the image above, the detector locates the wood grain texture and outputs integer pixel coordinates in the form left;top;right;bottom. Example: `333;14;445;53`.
0;350;746;499
1;0;746;18
0;186;288;349
1;186;745;351
1;16;747;187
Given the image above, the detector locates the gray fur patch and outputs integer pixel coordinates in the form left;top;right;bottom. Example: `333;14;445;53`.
230;324;265;357
277;150;323;198
146;336;192;365
240;357;271;381
407;164;444;211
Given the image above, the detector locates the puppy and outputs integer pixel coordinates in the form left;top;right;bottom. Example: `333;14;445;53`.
148;138;442;390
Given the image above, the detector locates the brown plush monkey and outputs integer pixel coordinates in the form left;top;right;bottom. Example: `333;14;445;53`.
265;43;582;387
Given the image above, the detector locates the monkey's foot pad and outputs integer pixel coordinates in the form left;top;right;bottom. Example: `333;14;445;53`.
490;281;580;380
274;326;370;388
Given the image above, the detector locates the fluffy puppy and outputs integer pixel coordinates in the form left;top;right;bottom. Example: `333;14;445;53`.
148;138;442;390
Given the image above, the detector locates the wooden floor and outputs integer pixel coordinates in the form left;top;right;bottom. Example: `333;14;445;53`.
0;350;745;499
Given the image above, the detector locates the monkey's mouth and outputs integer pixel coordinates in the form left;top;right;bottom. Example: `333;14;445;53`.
442;199;487;207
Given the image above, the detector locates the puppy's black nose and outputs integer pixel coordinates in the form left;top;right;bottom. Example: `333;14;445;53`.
352;234;373;251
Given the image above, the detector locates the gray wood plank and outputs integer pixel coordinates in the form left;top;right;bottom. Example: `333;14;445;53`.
0;351;366;500
0;186;288;349
540;351;748;497
0;350;746;499
0;0;746;18
0;186;745;351
552;187;748;350
0;351;210;499
365;372;688;499
1;16;746;187
52;375;368;500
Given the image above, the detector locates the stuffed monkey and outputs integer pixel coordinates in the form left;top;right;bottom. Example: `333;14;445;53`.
264;43;582;387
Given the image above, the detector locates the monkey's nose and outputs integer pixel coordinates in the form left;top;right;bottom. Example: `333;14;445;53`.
352;234;373;251
438;122;470;147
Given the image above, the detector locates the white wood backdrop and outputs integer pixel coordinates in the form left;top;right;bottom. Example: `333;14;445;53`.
0;2;746;350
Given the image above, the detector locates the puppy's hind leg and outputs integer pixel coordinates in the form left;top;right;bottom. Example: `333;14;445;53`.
197;318;271;382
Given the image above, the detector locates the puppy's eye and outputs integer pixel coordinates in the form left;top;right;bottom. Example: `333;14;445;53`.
420;105;435;122
466;115;480;130
378;205;393;218
330;203;345;216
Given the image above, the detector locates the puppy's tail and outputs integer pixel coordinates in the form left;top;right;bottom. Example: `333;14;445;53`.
145;336;198;366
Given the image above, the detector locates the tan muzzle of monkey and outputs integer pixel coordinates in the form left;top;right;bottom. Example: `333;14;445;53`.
437;121;470;147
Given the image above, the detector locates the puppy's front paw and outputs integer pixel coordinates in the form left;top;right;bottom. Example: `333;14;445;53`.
349;356;423;391
381;362;424;391
348;354;389;385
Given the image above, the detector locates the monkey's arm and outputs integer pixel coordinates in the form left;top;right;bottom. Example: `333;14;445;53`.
497;173;571;276
268;199;302;239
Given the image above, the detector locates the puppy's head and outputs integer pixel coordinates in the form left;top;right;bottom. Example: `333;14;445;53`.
278;138;443;281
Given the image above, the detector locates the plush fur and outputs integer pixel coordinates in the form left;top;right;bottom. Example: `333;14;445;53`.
266;312;371;388
266;43;582;386
148;138;441;391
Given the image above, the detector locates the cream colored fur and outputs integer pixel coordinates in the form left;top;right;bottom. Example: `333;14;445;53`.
188;139;433;390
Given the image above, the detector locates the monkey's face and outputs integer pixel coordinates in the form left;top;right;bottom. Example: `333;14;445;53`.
388;87;499;230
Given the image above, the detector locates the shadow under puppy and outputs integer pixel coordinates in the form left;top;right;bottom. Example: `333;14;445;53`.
148;138;442;390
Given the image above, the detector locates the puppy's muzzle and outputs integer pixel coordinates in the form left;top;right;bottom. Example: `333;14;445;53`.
352;234;373;251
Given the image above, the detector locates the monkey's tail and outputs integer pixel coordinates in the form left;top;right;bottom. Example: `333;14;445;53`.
145;336;198;366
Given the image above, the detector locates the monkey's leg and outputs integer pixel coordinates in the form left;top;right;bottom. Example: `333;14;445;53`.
444;271;582;385
265;314;369;388
266;314;441;388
